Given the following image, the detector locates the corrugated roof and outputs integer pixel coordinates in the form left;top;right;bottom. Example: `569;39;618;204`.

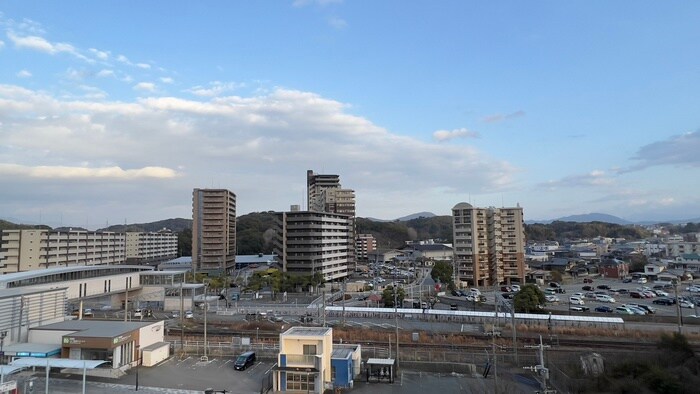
0;286;67;299
283;327;332;337
11;358;108;369
0;265;152;284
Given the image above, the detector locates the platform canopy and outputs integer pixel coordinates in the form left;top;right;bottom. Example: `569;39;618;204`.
0;365;25;375
10;358;108;369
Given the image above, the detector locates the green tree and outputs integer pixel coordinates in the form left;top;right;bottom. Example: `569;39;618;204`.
513;284;545;313
177;228;192;257
431;261;455;290
382;285;405;308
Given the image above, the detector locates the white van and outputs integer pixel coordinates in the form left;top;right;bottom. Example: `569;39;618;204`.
569;296;584;305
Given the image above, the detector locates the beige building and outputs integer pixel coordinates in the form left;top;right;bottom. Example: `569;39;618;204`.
192;188;236;275
0;229;126;274
452;203;525;287
274;210;351;281
275;327;333;394
125;230;178;264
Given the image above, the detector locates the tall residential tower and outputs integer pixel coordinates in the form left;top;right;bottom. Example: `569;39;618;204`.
192;188;237;275
452;202;525;287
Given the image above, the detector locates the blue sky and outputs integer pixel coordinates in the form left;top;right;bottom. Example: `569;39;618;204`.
1;1;699;228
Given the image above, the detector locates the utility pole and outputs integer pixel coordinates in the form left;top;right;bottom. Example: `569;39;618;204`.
202;279;209;362
180;280;184;351
492;280;498;394
524;335;554;393
674;283;682;334
124;282;129;323
394;283;400;373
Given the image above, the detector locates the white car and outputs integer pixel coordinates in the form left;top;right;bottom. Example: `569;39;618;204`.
133;309;143;318
545;295;560;303
654;290;669;297
637;278;648;284
469;288;482;296
569;296;585;305
595;294;615;303
680;300;695;309
510;285;521;292
687;286;700;293
184;310;194;319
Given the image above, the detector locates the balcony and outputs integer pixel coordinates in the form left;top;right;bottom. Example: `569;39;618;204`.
283;354;318;367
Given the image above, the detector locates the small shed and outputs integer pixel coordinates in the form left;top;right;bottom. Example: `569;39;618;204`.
141;341;170;367
365;358;395;383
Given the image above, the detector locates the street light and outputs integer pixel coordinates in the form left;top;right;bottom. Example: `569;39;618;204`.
135;344;141;391
203;279;210;361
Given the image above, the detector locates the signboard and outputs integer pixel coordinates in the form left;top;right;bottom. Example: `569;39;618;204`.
0;381;17;392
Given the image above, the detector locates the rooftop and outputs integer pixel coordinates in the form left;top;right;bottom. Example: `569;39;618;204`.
0;265;153;284
33;320;154;338
0;286;68;299
282;326;332;337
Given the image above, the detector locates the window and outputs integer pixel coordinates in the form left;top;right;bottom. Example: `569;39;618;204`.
303;344;317;355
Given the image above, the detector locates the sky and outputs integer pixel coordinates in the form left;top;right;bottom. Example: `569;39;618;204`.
1;1;700;229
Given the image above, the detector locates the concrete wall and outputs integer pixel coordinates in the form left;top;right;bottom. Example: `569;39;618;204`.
138;321;165;349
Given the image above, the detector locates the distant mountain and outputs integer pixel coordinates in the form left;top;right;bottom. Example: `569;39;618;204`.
527;213;631;225
365;212;437;222
100;218;192;233
555;213;631;225
0;219;51;231
395;212;437;221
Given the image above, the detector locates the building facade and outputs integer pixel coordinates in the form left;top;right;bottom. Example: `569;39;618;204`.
274;210;351;282
452;203;525;287
192;188;237;275
125;230;178;264
355;234;377;261
0;229;126;274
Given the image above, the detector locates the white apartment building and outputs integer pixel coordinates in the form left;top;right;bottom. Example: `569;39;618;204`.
125;230;178;264
666;241;700;258
452;203;526;287
274;210;351;282
0;229;126;274
192;188;237;275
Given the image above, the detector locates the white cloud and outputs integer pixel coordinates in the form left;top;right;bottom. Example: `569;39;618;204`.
433;128;480;141
160;77;174;84
0;40;4;49
0;83;518;225
133;82;156;92
293;0;342;7
96;69;115;78
185;81;242;97
7;31;91;62
117;54;131;64
482;110;525;123
627;130;700;171
89;48;110;60
540;170;615;189
136;63;151;69
16;70;32;78
0;164;177;179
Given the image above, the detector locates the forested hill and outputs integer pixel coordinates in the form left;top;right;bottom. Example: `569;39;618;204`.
356;216;453;249
524;221;650;241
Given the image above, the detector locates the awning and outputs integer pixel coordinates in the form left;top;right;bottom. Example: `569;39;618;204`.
367;358;395;366
272;366;319;373
2;342;61;358
11;358;108;369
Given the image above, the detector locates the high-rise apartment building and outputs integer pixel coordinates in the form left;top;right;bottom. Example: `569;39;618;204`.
355;233;377;261
307;170;341;212
0;229;126;273
274;209;351;281
192;188;236;275
452;202;525;287
125;230;178;264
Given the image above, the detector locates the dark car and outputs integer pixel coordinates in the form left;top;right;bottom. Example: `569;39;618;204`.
582;285;593;291
595;306;613;313
622;278;632;283
583;278;594;283
549;282;561;288
629;304;655;314
500;286;511;292
653;298;675;305
554;288;566;294
630;291;642;299
596;285;610;290
234;351;256;371
616;289;629;294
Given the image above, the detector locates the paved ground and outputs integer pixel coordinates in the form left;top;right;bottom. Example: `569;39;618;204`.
4;357;542;394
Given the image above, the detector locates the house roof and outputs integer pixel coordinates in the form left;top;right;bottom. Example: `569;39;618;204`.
32;320;152;339
408;244;452;252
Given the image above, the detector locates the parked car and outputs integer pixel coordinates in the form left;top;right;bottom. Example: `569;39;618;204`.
622;278;632;283
553;287;566;294
595;305;614;313
687;286;700;293
510;285;521;292
545;288;557;295
82;308;93;317
584;292;597;299
549;282;561;288
582;285;593;291
185;310;194;319
133;309;143;318
171;311;180;318
596;284;611;290
615;306;635;315
569;296;585;305
637;277;648;284
680;300;695;309
653;298;675;305
234;351;256;371
500;286;512;292
653;290;669;297
623;305;647;315
596;294;616;303
642;291;656;298
629;291;642;299
616;288;629;294
570;305;590;312
628;304;655;314
583;278;594;283
545;295;560;303
470;288;482;296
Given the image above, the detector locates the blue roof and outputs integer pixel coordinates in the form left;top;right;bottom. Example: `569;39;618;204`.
236;254;276;264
